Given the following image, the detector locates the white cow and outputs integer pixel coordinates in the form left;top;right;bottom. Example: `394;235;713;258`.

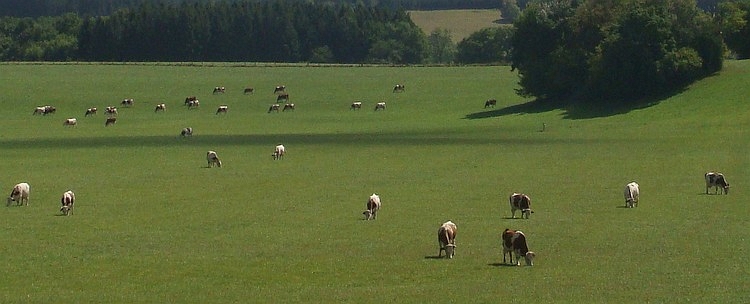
7;182;30;206
705;172;729;195
273;144;285;160
60;190;75;216
63;118;77;126
437;220;457;259
363;193;381;220
509;193;533;219
207;150;222;168
624;182;640;208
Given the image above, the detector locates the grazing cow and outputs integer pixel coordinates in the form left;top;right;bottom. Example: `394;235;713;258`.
484;99;497;108
393;84;405;93
7;182;30;206
63;118;77;126
33;106;46;115
105;106;117;116
705;172;729;195
363;193;381;220
216;105;228;115
283;103;295;111
60;190;75;216
374;102;386;111
121;98;133;107
85;107;97;116
624;182;640;208
274;85;286;94
187;99;200;109
268;104;280;113
213;86;226;94
154;103;166;112
350;101;362;110
180;127;193;137
244;87;254;94
43;105;56;115
277;93;289;102
437;220;457;259
105;117;117;126
207;150;222;168
272;144;285;160
509;193;533;219
504;229;535;266
184;96;197;106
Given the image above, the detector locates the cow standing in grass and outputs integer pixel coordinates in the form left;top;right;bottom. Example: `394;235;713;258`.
351;102;362;110
273;144;285;160
207;151;222;168
437;220;457;259
393;84;405;93
268;104;280;113
85;107;97;116
60;190;75;215
624;182;640;208
374;102;386;111
283;103;295;111
216;105;228;115
503;229;535;266
484;99;497;108
509;193;533;219
180;127;193;137
213;86;226;94
154;103;166;112
705;172;729;195
274;85;286;94
7;182;30;206
244;87;254;94
105;117;117;126
63;118;77;126
363;193;381;220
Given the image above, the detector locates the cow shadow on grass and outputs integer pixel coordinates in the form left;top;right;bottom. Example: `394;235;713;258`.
424;255;446;259
488;262;517;267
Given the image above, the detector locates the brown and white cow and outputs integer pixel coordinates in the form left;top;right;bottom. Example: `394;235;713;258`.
437;220;457;259
268;104;280;113
393;84;405;93
272;144;285;160
503;229;535;266
705;172;729;195
213;86;226;94
362;193;381;220
154;103;166;112
283;103;295;111
60;190;75;216
624;182;640;208
63;118;77;126
105;117;117;126
509;193;533;219
484;99;497;108
85;107;97;116
350;101;362;110
216;105;228;115
7;182;30;206
207;150;222;168
374;102;386;111
274;85;286;94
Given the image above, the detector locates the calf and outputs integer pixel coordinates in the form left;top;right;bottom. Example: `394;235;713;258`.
283;103;295;111
154;103;166;112
60;190;75;216
7;182;30;206
105;117;117;126
273;144;285;160
374;102;386;111
509;193;533;219
362;193;381;220
506;229;535;266
85;107;97;116
63;118;77;126
268;104;280;113
624;182;640;208
484;99;497;108
180;127;193;137
437;220;457;259
350;101;362;110
216;105;228;115
207;150;222;168
705;172;729;195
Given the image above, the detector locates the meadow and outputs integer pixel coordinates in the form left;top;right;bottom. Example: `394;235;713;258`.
408;9;504;43
0;61;748;303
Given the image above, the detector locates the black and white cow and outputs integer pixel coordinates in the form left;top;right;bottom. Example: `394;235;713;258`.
374;102;386;111
274;85;286;94
207;150;222;168
283;103;295;111
393;84;405;93
363;193;381;220
154;103;166;112
509;193;533;219
85;107;97;116
350;101;362;110
121;98;133;107
213;86;226;94
216;105;228;115
180;127;193;137
484;99;497;108
705;172;729;195
105;117;117;126
268;104;280;113
60;190;75;216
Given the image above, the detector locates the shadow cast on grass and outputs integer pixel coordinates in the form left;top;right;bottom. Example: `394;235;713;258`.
488;262;517;267
424;256;448;260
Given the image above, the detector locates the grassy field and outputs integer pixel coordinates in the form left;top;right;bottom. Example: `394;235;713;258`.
0;61;748;303
408;9;504;43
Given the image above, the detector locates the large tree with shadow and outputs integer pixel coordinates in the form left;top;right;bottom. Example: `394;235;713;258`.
510;0;723;103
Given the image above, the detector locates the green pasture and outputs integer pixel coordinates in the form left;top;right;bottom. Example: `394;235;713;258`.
0;62;748;303
408;9;504;43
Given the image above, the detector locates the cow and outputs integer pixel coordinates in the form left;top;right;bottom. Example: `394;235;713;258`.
484;99;497;108
105;117;117;126
85;107;97;116
509;193;533;219
624;182;640;208
121;98;133;107
273;144;285;160
705;172;729;195
374;102;386;111
187;99;200;109
213;86;226;94
277;93;289;102
437;220;457;259
207;150;222;168
274;85;286;94
180;127;193;137
33;105;56;115
60;190;75;216
184;96;197;106
154;103;166;112
268;104;280;113
363;193;381;220
105;106;117;116
350;101;362;110
504;229;535;266
216;105;228;115
33;106;46;115
244;87;254;94
63;118;77;126
393;84;405;93
7;182;30;206
283;103;295;111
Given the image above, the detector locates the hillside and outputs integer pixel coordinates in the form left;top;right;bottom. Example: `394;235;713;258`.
408;9;504;43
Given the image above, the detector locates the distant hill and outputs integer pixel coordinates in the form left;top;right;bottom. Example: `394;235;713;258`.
408;9;503;43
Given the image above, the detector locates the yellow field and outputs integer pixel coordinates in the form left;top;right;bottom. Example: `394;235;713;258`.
408;9;504;43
